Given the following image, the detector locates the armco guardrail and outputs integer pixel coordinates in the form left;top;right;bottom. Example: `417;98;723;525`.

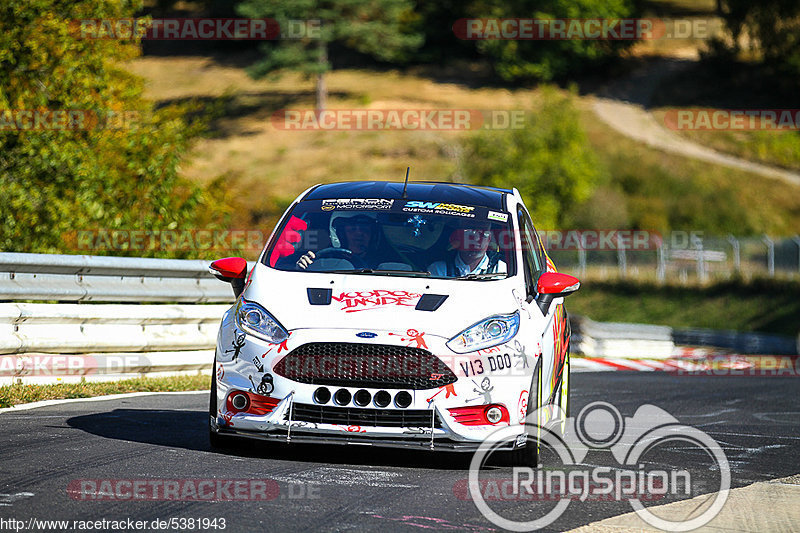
0;252;239;302
0;303;229;354
570;315;799;358
1;253;796;385
570;316;675;359
0;252;241;384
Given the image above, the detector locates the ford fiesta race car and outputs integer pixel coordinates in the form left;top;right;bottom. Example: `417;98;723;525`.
208;181;579;465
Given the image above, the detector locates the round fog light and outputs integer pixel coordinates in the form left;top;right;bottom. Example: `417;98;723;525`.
485;406;503;424
231;393;249;411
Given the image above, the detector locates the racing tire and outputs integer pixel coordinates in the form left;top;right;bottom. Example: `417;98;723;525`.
508;358;541;468
209;360;236;449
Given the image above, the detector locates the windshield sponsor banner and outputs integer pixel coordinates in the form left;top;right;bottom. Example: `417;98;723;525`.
487;211;508;222
321;199;394;211
402;201;477;218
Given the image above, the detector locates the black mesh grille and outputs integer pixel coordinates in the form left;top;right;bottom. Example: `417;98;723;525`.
273;342;458;390
290;403;442;428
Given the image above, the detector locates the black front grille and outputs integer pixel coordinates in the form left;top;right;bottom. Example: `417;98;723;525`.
273;342;458;390
290;403;442;428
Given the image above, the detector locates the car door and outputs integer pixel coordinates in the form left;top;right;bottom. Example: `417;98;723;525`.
516;205;559;408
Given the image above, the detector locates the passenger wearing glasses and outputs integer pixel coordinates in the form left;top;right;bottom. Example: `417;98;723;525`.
427;221;507;278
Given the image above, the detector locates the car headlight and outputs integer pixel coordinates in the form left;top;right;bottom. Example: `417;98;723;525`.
446;311;520;353
234;299;288;344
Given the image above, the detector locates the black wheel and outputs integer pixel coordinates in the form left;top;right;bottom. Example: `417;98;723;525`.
209;359;236;449
508;359;541;467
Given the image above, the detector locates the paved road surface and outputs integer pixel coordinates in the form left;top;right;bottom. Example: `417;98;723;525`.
1;373;797;532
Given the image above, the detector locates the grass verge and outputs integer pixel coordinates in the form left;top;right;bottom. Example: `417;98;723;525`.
0;374;210;409
567;278;800;336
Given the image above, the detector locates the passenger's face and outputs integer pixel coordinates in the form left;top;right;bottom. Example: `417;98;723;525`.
460;227;492;253
343;223;372;254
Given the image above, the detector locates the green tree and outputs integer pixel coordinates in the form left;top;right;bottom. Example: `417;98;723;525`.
467;0;637;82
719;0;800;77
0;0;218;256
236;0;422;110
461;89;604;229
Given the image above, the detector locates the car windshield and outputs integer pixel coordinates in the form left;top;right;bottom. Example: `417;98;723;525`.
264;198;516;279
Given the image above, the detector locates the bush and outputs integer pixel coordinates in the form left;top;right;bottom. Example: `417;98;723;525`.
461;88;604;229
0;0;223;256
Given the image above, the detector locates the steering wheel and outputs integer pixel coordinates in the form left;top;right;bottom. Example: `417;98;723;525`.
312;247;369;269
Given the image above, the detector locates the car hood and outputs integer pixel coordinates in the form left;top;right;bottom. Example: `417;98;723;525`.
243;263;521;339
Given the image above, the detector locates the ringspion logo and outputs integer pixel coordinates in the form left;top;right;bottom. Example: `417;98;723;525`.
468;402;730;531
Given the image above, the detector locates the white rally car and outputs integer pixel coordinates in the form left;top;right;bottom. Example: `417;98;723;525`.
208;181;578;465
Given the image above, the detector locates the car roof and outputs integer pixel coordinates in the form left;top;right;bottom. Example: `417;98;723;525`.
302;181;511;211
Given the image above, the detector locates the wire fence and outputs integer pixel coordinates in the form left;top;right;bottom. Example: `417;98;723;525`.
543;232;800;283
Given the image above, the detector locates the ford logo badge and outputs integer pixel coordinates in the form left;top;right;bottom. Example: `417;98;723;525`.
356;332;377;339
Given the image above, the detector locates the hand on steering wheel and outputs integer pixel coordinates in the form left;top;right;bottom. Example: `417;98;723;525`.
296;251;315;269
296;248;368;270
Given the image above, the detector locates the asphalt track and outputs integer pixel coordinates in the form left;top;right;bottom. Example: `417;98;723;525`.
1;372;797;532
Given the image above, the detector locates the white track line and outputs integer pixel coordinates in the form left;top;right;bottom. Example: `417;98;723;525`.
0;390;207;414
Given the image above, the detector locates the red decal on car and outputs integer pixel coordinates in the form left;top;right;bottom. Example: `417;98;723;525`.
332;290;421;312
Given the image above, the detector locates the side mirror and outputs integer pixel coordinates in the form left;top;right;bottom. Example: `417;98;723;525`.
535;272;580;315
209;257;248;298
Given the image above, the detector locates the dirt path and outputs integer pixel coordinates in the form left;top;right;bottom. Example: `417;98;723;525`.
591;58;800;187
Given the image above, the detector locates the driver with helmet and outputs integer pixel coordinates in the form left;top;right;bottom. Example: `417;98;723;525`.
296;213;381;269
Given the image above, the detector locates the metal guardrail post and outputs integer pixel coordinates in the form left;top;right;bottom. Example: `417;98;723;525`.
793;236;800;274
762;235;775;277
577;239;587;278
691;234;706;282
727;235;740;274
